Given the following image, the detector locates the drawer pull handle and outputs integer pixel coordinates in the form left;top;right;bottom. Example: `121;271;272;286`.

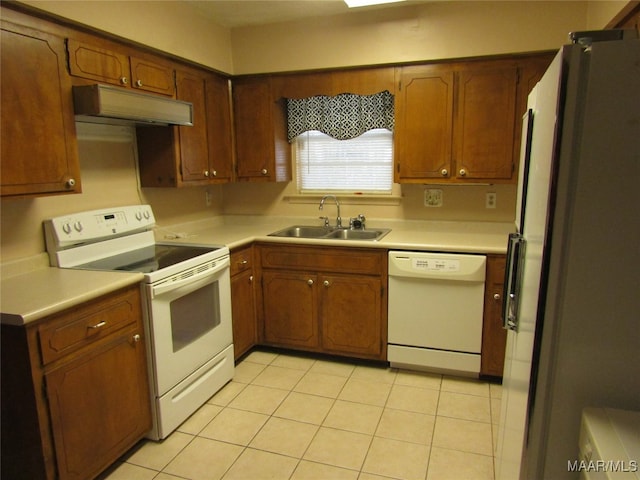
88;321;106;329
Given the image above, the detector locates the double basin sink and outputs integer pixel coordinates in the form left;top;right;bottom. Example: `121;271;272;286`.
269;225;391;241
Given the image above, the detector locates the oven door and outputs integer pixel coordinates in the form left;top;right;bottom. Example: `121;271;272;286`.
146;256;232;396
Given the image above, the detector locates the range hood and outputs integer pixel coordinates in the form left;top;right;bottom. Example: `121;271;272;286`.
72;84;193;126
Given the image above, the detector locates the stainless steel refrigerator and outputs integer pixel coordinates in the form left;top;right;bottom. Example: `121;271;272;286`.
496;34;640;480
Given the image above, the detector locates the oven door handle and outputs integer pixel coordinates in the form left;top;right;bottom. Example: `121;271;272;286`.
151;259;229;298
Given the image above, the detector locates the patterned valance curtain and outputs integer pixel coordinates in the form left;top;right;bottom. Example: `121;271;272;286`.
286;90;394;142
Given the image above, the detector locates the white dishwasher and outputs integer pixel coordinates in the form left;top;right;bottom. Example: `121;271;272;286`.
388;251;486;376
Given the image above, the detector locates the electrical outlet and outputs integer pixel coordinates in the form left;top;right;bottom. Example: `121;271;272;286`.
486;192;497;209
424;189;443;207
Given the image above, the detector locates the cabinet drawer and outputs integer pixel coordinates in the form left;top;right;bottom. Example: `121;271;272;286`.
38;286;141;365
230;246;253;276
260;244;384;275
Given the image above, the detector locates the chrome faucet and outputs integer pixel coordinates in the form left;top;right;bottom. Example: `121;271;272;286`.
319;195;341;228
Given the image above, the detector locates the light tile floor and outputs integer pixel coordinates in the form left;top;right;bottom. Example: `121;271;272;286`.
101;349;502;480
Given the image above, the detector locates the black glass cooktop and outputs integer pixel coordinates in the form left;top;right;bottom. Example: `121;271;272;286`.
76;244;218;274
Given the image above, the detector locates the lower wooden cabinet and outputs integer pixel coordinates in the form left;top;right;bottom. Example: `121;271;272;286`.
257;244;387;361
1;285;151;480
480;254;508;378
262;271;320;349
230;246;258;359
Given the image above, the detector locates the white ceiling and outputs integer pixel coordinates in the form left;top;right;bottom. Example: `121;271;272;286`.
183;0;432;28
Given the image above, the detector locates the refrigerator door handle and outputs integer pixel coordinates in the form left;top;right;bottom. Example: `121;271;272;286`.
503;233;526;331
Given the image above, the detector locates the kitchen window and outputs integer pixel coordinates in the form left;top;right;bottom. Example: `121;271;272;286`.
287;91;394;194
295;129;393;193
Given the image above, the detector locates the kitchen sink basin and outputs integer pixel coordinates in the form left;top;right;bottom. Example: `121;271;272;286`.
268;225;334;238
268;225;390;241
322;228;390;240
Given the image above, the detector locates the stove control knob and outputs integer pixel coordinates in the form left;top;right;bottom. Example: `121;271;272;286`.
143;210;151;220
135;211;143;221
73;221;83;232
62;223;72;234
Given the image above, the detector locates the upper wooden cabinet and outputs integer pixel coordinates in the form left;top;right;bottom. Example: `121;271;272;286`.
394;64;455;181
1;19;81;197
67;38;176;96
454;64;518;180
233;76;291;182
272;67;395;99
137;68;233;187
395;54;553;184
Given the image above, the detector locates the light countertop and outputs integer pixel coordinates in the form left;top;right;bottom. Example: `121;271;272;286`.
2;216;514;326
1;265;143;326
154;215;514;255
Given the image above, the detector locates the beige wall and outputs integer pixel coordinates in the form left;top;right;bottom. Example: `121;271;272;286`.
586;1;629;29
20;0;235;73
1;1;627;263
19;0;609;75
231;1;588;74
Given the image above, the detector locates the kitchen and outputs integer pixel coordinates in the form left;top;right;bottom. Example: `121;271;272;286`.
1;1;638;480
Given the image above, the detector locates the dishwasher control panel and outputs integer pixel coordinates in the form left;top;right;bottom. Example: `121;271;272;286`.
388;251;486;281
412;258;460;272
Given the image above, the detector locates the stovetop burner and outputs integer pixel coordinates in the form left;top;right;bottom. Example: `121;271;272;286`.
74;244;220;274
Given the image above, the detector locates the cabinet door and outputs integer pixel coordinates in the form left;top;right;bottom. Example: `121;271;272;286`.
262;271;319;349
481;255;507;377
205;74;234;182
1;22;80;196
45;330;151;480
454;65;518;180
67;38;129;87
129;56;175;96
233;77;275;180
320;274;385;359
175;69;210;183
394;65;454;182
231;247;257;359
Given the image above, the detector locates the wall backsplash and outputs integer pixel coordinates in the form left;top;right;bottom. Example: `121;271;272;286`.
221;181;516;224
0;124;223;263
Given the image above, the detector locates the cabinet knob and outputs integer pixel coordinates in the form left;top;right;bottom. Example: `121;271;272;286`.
212;170;217;177
120;76;128;85
494;293;501;300
261;168;268;175
459;168;467;177
440;168;448;177
65;178;76;189
135;79;143;87
307;279;314;285
133;334;141;343
323;280;330;287
249;275;253;283
204;170;210;177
